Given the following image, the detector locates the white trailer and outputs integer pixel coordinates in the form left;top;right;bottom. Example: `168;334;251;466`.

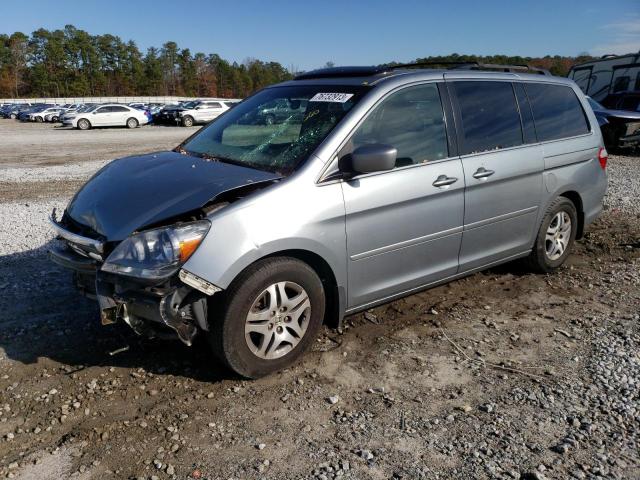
568;52;640;102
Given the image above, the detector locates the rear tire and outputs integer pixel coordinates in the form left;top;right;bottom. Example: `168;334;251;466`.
526;197;578;273
35;116;43;123
209;257;325;379
181;115;194;127
126;117;138;129
77;118;91;130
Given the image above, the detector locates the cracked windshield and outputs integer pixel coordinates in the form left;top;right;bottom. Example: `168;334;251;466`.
181;85;369;174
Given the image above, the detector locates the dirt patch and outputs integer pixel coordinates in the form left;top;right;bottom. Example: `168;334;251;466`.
0;180;85;202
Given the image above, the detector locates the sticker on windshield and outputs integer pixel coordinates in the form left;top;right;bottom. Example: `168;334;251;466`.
309;93;354;103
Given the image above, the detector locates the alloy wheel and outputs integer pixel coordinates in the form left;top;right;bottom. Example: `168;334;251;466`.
244;281;311;360
545;211;572;260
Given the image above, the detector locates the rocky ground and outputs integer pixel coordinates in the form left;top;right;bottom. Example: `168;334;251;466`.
0;120;638;479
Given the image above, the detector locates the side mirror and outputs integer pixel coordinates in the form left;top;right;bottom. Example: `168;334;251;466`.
340;144;397;176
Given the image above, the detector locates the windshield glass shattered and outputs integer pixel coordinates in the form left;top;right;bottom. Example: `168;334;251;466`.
180;85;369;174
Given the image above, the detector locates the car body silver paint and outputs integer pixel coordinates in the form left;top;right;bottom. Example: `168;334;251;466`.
183;154;348;291
183;70;607;320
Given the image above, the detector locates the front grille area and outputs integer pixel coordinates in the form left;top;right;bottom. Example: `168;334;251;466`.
54;210;109;261
61;211;104;241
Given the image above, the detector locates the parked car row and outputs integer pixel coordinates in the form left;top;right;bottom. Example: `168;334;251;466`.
0;98;242;130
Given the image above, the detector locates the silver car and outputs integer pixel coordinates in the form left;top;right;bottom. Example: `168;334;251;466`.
49;65;607;378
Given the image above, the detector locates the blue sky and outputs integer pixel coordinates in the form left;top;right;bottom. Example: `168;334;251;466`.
1;0;639;70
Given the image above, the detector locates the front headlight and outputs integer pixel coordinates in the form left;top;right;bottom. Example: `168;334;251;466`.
101;220;210;279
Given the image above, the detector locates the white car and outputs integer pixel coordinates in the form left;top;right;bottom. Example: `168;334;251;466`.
64;104;150;130
28;107;62;123
177;100;238;127
43;108;66;122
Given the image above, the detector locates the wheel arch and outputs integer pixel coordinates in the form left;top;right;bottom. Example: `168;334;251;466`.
211;247;345;328
76;117;91;129
263;249;342;328
558;190;585;238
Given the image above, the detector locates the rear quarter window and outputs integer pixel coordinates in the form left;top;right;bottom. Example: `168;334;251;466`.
525;84;590;142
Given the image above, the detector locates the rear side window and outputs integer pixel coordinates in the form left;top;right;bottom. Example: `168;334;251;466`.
526;84;590;142
111;106;129;112
452;81;522;155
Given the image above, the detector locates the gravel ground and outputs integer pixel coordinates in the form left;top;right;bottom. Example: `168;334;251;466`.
603;154;640;215
0;119;199;169
0;119;639;479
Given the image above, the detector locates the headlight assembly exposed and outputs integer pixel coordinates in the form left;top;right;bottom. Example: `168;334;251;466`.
101;220;210;280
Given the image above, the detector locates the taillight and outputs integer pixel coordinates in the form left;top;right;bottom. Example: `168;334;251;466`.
597;147;607;170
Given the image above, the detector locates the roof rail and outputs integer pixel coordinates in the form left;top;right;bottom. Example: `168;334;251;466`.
294;66;389;80
294;62;551;80
388;61;551;75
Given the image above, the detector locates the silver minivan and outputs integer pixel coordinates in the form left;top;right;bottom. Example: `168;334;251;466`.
50;65;608;378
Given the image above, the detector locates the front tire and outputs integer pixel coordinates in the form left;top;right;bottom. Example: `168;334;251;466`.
77;118;91;130
35;116;43;123
181;115;194;127
526;197;578;273
126;117;139;129
209;257;325;379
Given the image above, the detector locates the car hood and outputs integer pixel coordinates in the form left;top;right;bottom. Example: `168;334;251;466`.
66;151;281;241
595;108;640;120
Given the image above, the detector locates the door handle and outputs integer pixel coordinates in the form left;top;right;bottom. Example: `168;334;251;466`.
432;175;458;187
472;167;495;180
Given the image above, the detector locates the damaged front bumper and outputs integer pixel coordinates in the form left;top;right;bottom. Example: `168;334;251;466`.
49;215;218;346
